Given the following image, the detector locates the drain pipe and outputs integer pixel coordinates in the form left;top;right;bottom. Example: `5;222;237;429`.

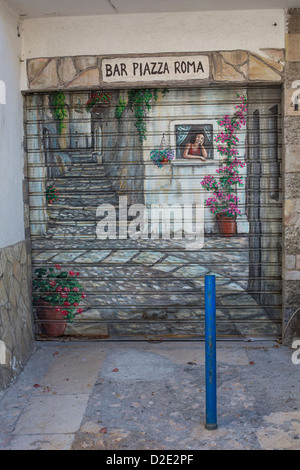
205;274;218;430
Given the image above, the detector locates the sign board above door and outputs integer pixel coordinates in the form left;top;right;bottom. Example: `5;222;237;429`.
102;55;210;83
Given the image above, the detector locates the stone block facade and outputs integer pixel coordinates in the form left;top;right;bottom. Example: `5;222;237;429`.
282;9;300;344
26;51;284;90
0;241;34;391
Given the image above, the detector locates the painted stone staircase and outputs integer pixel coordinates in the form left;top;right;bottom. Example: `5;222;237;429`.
46;154;119;238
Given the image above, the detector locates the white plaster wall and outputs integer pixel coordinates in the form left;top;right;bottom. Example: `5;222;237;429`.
20;9;285;90
144;88;248;234
0;0;25;248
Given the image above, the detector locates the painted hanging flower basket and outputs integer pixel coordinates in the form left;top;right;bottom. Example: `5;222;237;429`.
150;134;175;168
150;148;175;168
86;92;112;113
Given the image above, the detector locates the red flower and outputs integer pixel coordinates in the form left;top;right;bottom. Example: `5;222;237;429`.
55;307;61;312
76;272;80;276
63;301;71;306
61;293;68;298
63;287;70;292
73;302;79;306
72;287;79;292
55;264;61;270
81;293;87;299
56;286;62;292
49;280;56;287
77;308;83;314
69;271;75;276
61;310;68;316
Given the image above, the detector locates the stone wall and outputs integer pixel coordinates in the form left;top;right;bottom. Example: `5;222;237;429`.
0;240;34;391
282;8;300;344
26;50;284;91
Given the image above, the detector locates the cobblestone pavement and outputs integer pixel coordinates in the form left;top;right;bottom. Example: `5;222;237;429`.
0;340;299;450
30;160;281;338
32;236;280;338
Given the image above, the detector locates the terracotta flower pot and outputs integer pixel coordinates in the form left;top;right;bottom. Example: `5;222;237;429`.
217;214;237;237
161;158;169;164
35;300;67;336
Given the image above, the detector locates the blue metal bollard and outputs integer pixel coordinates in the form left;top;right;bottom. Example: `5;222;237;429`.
205;274;218;430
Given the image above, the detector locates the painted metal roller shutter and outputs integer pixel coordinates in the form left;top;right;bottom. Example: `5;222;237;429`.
25;86;282;340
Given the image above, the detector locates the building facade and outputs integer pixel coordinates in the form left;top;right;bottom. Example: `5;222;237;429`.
0;2;300;390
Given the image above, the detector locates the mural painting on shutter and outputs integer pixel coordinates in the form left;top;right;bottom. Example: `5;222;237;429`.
26;86;282;339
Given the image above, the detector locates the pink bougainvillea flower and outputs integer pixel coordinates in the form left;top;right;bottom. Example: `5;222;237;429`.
77;308;83;314
63;287;70;292
200;94;247;218
72;287;79;292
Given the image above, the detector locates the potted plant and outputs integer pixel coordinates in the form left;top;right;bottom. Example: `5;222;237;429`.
46;184;59;204
33;265;86;336
150;133;175;168
150;147;175;168
200;94;247;237
86;91;112;113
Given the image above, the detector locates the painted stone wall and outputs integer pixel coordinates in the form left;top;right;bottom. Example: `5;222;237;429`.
0;241;34;391
282;8;300;344
24;46;287;339
26;50;284;91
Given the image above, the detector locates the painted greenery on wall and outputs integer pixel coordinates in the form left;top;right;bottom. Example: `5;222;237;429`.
115;89;168;142
52;91;67;134
200;94;247;218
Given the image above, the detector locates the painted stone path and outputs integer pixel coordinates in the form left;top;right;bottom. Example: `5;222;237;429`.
32;236;280;338
31;159;281;338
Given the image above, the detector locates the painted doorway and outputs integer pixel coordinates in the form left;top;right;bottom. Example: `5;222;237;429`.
26;86;282;339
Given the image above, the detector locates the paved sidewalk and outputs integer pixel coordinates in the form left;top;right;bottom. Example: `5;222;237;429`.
0;340;299;450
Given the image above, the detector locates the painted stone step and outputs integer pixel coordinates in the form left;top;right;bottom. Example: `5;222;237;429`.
59;165;106;174
55;174;111;187
52;193;119;204
53;185;114;192
68;155;97;163
54;179;113;187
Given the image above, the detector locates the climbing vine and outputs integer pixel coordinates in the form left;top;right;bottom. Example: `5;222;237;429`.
200;94;247;218
52;91;67;134
115;89;168;143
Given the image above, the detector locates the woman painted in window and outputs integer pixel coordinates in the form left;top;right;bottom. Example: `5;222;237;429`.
183;133;207;161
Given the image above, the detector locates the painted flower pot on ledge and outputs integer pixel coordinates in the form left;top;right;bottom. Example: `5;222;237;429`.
199;94;247;239
217;214;237;237
33;265;86;337
35;299;67;336
86;92;112;114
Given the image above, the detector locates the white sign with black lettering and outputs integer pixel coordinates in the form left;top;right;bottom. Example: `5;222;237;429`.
102;55;209;83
